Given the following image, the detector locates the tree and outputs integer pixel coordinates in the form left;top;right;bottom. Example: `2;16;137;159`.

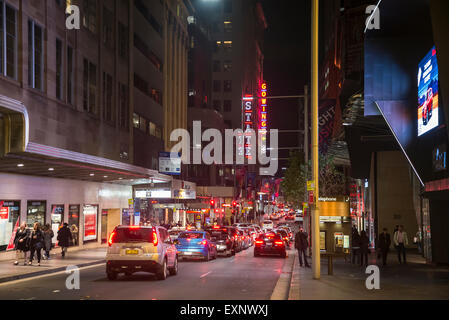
281;152;346;208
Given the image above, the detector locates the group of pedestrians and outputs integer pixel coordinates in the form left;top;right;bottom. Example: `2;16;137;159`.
351;227;370;266
13;222;73;266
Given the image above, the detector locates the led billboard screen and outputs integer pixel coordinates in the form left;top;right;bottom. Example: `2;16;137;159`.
418;47;439;137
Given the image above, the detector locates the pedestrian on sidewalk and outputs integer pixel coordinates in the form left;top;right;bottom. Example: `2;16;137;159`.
42;224;54;260
378;228;391;266
360;230;370;267
295;228;310;268
393;225;399;252
57;223;72;258
351;229;361;264
415;229;422;254
394;225;408;264
28;222;44;266
71;224;79;246
13;222;30;266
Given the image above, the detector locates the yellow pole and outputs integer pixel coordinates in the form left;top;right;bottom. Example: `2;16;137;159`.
311;0;321;280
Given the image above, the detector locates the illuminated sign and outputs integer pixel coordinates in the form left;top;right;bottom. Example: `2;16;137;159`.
418;46;439;137
259;82;268;131
242;95;254;160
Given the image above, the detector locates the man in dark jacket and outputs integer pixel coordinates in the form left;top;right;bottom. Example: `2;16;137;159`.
378;228;391;266
57;223;72;258
295;228;310;268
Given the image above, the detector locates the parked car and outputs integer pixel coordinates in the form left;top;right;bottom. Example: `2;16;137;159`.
175;231;217;261
106;225;178;280
254;232;287;258
275;229;291;248
204;226;233;257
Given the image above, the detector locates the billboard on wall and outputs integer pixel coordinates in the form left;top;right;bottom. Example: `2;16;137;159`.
417;47;439;137
159;152;181;175
83;205;98;241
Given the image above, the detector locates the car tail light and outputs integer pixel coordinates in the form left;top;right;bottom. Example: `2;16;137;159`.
275;240;284;246
284;237;289;241
200;240;207;246
152;229;158;246
108;231;116;247
255;240;264;245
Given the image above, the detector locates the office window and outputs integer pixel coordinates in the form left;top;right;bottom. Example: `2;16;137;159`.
223;60;232;72
224;80;232;92
103;72;113;122
150;88;162;105
155;125;162;139
223;41;232;52
56;38;63;100
103;6;114;49
118;22;128;60
213;100;220;111
0;2;17;79
119;83;129;130
149;121;156;136
213;80;221;92
139;116;146;132
83;0;97;34
83;58;97;114
67;46;74;104
213;60;221;72
133;113;140;129
224;100;232;112
214;41;222;53
224;20;232;33
134;73;149;96
28;20;44;90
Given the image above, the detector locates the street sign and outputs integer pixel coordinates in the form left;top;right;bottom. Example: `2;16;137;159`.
307;181;315;191
308;191;314;204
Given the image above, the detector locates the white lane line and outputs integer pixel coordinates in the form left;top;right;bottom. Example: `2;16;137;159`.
200;271;212;278
0;263;105;287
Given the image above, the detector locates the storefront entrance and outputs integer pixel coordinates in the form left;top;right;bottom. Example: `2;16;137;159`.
0;201;20;252
101;209;121;243
27;201;46;227
68;205;80;246
51;205;64;244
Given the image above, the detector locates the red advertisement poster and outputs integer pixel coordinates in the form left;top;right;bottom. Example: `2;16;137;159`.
6;219;20;251
83;206;98;241
0;207;8;220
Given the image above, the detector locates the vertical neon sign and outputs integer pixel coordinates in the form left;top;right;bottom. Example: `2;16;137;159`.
242;95;254;160
259;82;268;131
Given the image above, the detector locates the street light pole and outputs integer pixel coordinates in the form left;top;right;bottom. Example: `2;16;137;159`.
311;0;321;280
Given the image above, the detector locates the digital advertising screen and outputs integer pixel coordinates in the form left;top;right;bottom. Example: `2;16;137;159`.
433;144;447;172
418;46;439;137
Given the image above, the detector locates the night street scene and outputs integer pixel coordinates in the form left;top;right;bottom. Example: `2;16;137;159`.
0;0;449;314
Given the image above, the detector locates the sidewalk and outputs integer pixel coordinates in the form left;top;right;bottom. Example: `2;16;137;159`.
0;247;106;284
289;250;449;300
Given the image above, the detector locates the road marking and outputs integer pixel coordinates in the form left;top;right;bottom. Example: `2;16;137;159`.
52;290;60;293
0;263;105;287
200;271;212;278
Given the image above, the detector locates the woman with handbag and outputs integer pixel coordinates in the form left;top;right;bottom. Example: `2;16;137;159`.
14;222;30;265
28;222;44;266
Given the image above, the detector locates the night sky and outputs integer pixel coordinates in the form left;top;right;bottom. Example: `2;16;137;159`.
261;0;311;171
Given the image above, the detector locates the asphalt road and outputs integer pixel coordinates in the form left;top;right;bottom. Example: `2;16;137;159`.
0;220;298;300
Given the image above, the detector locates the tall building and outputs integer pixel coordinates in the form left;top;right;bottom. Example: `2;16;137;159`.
0;0;173;257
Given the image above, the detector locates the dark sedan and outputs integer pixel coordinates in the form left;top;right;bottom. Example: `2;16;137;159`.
254;232;287;258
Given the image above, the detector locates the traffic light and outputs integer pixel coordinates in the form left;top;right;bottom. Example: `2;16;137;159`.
232;201;237;208
210;199;215;207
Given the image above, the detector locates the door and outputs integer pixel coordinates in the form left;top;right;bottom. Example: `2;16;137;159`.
51;205;64;245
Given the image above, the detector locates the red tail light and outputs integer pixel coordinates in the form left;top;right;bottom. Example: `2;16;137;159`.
284;237;289;241
275;240;284;246
108;231;116;246
255;240;264;245
200;240;207;246
152;229;158;246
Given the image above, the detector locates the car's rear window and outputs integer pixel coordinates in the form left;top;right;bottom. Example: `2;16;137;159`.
115;228;153;243
179;232;204;239
208;231;228;241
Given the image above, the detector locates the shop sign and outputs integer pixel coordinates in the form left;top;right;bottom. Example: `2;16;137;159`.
307;181;315;191
309;191;314;204
0;207;8;220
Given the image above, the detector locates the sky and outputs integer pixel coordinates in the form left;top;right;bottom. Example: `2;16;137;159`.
260;0;311;171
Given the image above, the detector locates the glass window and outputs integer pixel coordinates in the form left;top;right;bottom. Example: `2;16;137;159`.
139;116;147;132
149;121;156;136
0;200;20;252
103;72;114;123
224;20;232;33
0;3;17;79
224;80;232;92
223;41;232;52
118;22;129;60
67;46;74;104
213;60;221;72
68;205;80;246
119;83;129;130
83;59;97;114
213;100;221;111
223;60;232;72
27;201;46;228
213;80;221;92
133;113;140;129
82;0;97;34
224;100;232;112
28;20;43;90
51;205;64;244
56;38;63;100
103;6;114;49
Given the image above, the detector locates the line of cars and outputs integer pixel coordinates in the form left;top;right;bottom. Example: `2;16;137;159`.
104;223;266;280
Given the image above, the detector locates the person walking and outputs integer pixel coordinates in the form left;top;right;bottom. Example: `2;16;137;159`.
71;224;79;246
393;225;399;252
351;229;361;264
42;224;54;260
13;223;30;265
415;229;422;254
57;223;73;258
28;222;44;266
394;225;408;264
360;230;370;267
294;228;310;268
378;228;391;266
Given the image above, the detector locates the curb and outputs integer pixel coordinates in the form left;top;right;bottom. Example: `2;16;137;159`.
270;250;296;300
0;260;105;284
288;250;300;300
